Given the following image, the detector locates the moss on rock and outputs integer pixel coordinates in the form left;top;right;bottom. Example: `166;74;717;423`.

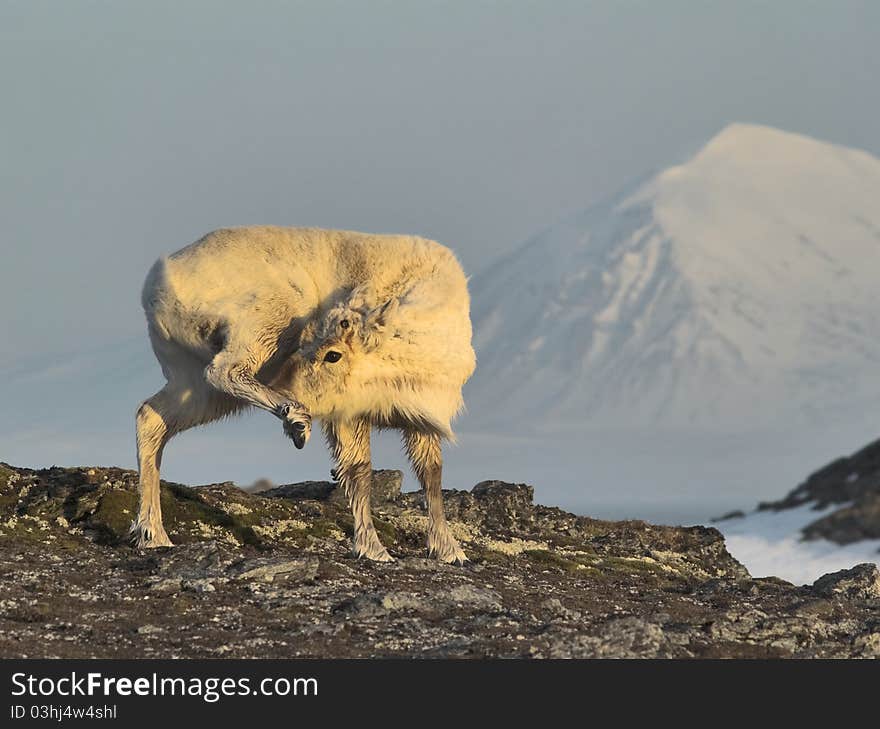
523;549;582;573
159;483;261;546
90;490;139;543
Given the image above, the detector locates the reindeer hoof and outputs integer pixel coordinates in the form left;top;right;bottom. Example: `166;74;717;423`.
431;548;468;565
357;548;395;563
279;402;311;449
428;535;468;565
352;534;395;562
130;522;174;549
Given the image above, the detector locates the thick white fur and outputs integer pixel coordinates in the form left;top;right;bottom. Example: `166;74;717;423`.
134;226;476;562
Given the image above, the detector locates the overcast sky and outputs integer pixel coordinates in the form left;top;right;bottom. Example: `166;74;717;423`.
2;1;879;357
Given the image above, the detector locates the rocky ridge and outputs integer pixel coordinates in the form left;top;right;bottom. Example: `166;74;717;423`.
1;462;879;658
755;436;880;545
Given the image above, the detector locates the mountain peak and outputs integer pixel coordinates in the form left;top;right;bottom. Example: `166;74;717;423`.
704;121;808;148
688;122;867;171
468;125;880;430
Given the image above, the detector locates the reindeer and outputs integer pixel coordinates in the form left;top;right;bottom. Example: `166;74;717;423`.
133;226;476;563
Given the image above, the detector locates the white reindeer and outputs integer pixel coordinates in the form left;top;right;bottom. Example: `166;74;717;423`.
134;226;476;563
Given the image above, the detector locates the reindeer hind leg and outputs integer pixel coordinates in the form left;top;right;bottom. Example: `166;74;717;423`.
133;381;240;548
403;429;467;564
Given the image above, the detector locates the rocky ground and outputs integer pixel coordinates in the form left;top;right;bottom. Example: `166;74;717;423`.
1;461;879;658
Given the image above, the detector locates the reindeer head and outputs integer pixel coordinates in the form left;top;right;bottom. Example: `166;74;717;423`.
283;287;400;417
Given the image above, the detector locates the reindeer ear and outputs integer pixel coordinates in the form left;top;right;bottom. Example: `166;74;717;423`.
361;298;399;350
347;284;377;312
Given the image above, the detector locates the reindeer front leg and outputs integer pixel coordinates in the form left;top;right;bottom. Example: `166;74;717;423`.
204;344;312;448
323;419;393;562
404;429;467;564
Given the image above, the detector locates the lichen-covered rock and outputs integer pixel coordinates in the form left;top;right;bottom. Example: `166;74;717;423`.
812;563;880;600
263;469;402;507
1;461;878;658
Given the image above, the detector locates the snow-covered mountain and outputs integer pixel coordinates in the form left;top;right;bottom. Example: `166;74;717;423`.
467;123;880;431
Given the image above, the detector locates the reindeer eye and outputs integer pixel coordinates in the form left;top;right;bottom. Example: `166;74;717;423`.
340;319;350;330
323;350;343;363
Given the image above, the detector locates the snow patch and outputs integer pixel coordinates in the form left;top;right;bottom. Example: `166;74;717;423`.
717;502;880;585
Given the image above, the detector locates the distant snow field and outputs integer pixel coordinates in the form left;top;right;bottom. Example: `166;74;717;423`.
716;503;880;585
